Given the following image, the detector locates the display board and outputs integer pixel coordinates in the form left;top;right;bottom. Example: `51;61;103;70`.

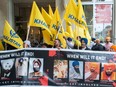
0;48;115;87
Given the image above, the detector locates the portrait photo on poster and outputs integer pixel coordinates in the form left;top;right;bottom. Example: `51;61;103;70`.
53;59;68;85
28;58;43;79
15;57;28;78
101;63;116;81
84;62;100;82
1;58;15;80
69;60;83;81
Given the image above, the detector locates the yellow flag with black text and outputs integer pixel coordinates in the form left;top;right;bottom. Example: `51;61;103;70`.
77;0;87;29
77;0;91;44
28;1;52;35
64;0;78;26
3;20;23;49
41;7;52;26
50;7;61;40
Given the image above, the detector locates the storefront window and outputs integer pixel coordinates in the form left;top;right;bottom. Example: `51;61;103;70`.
95;4;112;40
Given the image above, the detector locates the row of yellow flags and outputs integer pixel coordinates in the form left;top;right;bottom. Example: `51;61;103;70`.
0;0;91;50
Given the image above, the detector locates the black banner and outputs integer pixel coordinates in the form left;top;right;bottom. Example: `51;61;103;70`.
0;48;116;87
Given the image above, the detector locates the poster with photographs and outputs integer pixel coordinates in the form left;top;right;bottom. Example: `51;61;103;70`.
0;48;116;87
28;58;44;79
53;59;68;85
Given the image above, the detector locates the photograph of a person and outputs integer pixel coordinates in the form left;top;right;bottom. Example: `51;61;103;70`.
101;63;116;81
29;58;43;78
69;60;83;80
85;62;100;81
15;57;28;78
53;60;68;79
1;59;15;80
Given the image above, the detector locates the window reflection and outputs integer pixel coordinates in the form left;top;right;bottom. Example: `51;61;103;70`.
83;5;93;25
83;5;93;36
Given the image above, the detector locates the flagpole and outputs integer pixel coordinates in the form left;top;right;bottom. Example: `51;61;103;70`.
26;25;30;40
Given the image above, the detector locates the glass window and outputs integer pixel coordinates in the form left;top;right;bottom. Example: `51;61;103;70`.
83;5;93;36
83;5;93;25
95;4;112;40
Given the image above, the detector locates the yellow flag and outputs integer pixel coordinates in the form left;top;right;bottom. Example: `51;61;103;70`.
64;0;79;26
84;28;91;45
50;7;61;40
0;39;4;50
58;33;66;48
42;30;54;46
77;0;87;29
66;21;74;38
3;20;23;49
65;32;73;38
49;5;54;17
73;26;85;39
41;7;52;26
28;1;52;35
77;0;91;44
56;25;66;48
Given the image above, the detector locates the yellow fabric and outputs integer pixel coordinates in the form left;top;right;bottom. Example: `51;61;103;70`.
73;26;85;40
42;30;54;46
58;33;66;48
75;40;81;47
77;0;87;29
64;0;79;26
28;1;52;36
57;25;66;48
77;0;91;45
84;29;91;45
0;39;4;50
41;7;52;26
50;7;61;40
66;21;74;38
64;32;73;38
49;5;54;17
3;20;23;49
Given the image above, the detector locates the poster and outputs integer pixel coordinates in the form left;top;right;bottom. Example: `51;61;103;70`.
0;48;115;87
